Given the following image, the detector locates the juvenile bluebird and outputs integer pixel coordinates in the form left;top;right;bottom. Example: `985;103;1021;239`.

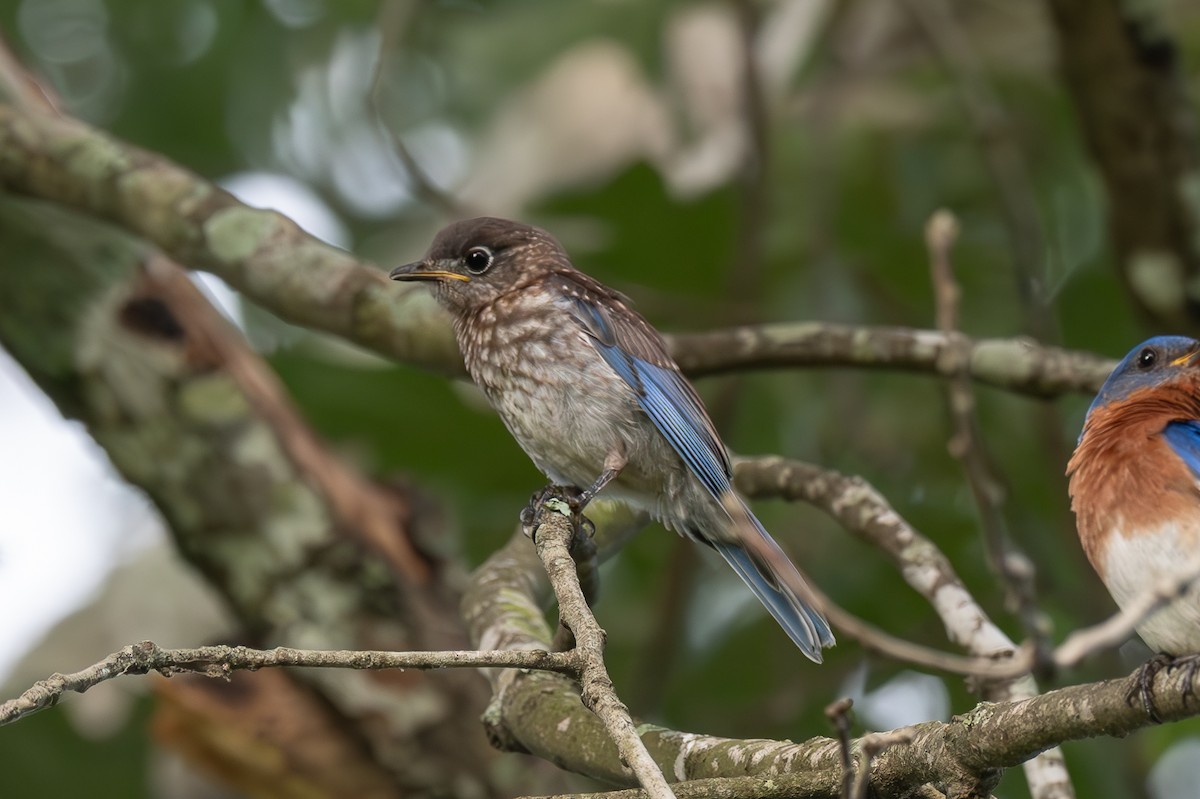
390;217;834;661
1068;336;1200;665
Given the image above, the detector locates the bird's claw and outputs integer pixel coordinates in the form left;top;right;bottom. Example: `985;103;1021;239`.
521;484;589;540
519;484;601;606
1126;654;1171;723
1178;655;1200;710
1124;653;1200;722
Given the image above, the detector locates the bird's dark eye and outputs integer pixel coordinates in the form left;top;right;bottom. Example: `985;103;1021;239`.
1137;347;1158;369
464;246;493;275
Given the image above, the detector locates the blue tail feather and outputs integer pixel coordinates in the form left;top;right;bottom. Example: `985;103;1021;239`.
710;504;834;663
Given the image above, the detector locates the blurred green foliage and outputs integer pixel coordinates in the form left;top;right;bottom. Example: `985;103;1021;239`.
4;0;1200;797
1;696;154;797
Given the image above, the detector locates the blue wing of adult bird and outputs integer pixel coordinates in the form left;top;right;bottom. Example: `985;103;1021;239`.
1164;421;1200;479
570;296;834;659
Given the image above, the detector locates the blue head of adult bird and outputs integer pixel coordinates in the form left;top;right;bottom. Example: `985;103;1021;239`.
390;217;834;662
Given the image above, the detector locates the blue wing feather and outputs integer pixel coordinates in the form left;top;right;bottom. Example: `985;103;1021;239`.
570;296;834;658
1164;421;1200;479
607;355;732;498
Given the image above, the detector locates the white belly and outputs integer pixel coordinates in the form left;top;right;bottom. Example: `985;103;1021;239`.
1102;523;1200;655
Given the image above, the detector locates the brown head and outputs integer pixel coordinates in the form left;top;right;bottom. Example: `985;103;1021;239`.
389;217;570;316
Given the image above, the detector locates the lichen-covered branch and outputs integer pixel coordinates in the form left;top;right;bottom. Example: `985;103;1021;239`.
0;103;1114;397
463;504;1200;795
672;323;1112;397
734;456;1021;663
0;200;499;794
0;104;460;372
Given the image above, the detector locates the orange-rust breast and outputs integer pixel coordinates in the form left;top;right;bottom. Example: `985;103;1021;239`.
1068;382;1200;577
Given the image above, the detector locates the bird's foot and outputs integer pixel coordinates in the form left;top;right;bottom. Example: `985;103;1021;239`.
520;484;601;607
520;485;594;539
1177;655;1200;710
521;465;619;525
521;485;575;529
520;482;590;520
1124;653;1200;722
1126;654;1171;723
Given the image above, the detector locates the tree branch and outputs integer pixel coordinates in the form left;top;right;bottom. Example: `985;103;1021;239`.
671;323;1112;396
0;103;461;373
9;629;1200;797
0;199;499;792
0;103;1114;398
734;449;1074;795
454;458;1200;795
5;458;1200;796
926;210;1052;665
0;642;572;727
525;497;676;799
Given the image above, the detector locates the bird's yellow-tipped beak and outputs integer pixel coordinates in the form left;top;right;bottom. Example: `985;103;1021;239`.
388;261;471;282
1171;348;1200;366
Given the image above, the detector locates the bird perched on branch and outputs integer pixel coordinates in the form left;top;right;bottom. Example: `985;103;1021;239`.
390;217;834;662
1068;336;1200;698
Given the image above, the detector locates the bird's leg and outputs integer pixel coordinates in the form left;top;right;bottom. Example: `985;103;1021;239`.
519;452;626;609
520;449;625;525
571;450;628;512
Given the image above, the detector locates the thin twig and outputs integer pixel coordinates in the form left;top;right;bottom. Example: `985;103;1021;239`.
0;642;573;727
526;496;677;799
734;457;1026;671
920;208;1079;796
822;553;1200;681
825;698;855;799
852;729;915;799
925;209;1053;668
723;489;1023;679
808;583;1029;679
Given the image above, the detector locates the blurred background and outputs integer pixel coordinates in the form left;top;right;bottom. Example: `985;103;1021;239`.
1;0;1200;797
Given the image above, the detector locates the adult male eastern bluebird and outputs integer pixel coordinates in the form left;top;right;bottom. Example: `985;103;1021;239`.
390;217;834;662
1068;336;1200;659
